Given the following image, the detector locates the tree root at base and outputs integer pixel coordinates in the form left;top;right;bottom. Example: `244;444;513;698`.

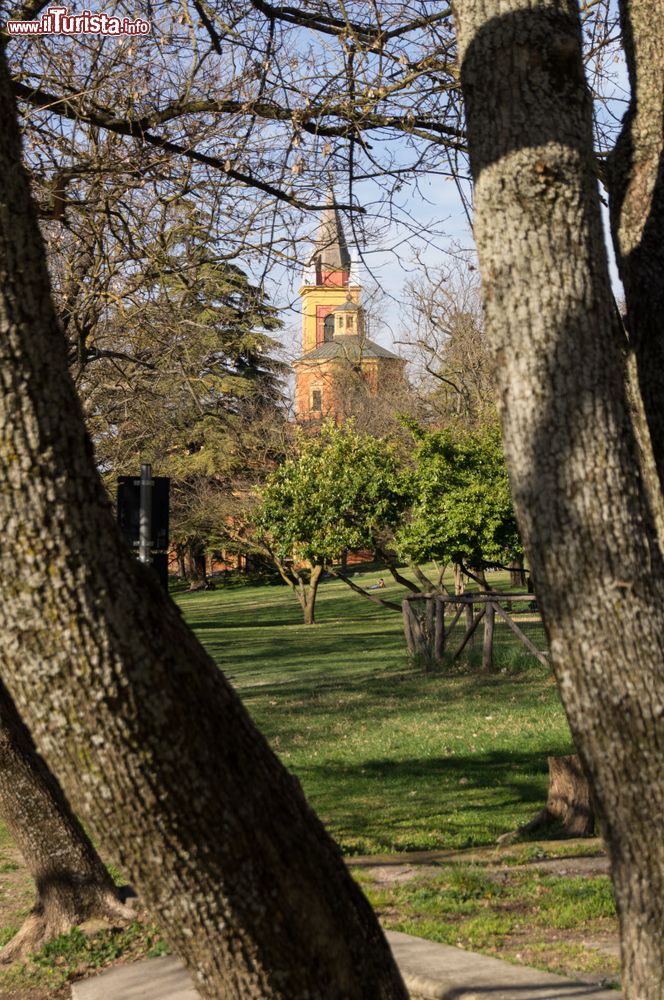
0;887;136;963
498;754;596;845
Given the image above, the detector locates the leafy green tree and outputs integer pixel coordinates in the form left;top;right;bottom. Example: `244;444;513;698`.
398;424;522;577
255;423;410;623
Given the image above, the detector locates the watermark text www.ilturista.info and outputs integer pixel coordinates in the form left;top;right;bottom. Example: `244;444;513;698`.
5;6;151;35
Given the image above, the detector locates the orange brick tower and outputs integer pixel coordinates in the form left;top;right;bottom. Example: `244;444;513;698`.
294;190;405;422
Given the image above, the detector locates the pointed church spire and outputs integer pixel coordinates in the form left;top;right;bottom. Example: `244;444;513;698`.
311;185;351;279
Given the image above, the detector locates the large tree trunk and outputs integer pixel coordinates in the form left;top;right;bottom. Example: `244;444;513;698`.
0;679;132;961
453;2;664;997
0;54;406;1000
607;0;664;485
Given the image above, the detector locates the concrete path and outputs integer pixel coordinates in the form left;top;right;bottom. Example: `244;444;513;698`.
72;955;198;999
71;930;621;1000
389;930;620;998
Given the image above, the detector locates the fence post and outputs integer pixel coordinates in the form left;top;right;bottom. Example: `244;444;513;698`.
482;601;495;672
465;601;475;645
426;597;435;645
402;599;415;656
434;597;445;660
410;607;430;666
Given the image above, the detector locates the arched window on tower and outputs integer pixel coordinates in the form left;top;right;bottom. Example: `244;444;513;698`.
311;386;323;413
324;314;334;342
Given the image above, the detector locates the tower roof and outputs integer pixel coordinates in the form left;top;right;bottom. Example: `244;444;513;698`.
311;189;351;272
294;335;403;363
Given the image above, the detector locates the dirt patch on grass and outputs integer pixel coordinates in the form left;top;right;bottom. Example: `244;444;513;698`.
360;864;442;885
516;855;610;877
0;986;70;1000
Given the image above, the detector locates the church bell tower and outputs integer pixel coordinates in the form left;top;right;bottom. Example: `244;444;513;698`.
294;188;404;422
299;189;361;356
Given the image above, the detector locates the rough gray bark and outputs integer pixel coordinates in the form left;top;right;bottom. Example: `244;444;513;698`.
498;754;595;844
607;0;664;483
540;754;595;837
0;679;131;961
452;2;664;997
0;52;406;1000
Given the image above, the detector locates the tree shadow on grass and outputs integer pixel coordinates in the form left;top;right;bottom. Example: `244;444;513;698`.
301;750;550;803
202;629;409;690
180;581;401;632
186;616;304;631
233;667;562;723
295;751;570;851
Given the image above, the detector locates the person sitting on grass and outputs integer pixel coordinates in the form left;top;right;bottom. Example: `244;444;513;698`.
366;578;386;590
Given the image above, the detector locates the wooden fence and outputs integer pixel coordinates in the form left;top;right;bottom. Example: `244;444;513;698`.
401;592;548;671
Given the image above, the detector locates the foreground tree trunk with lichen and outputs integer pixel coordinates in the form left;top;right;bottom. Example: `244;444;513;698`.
0;680;132;962
452;1;664;997
0;54;406;1000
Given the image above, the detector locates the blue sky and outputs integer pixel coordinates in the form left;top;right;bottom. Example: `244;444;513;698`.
275;13;630;360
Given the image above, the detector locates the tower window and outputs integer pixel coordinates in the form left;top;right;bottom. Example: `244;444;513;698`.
311;388;322;412
324;314;334;341
338;315;345;329
347;315;354;330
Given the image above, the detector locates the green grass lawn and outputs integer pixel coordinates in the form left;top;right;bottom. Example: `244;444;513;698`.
0;567;620;996
353;855;619;985
178;572;621;986
178;568;572;853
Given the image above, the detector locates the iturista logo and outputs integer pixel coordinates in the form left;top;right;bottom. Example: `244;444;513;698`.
5;6;152;35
